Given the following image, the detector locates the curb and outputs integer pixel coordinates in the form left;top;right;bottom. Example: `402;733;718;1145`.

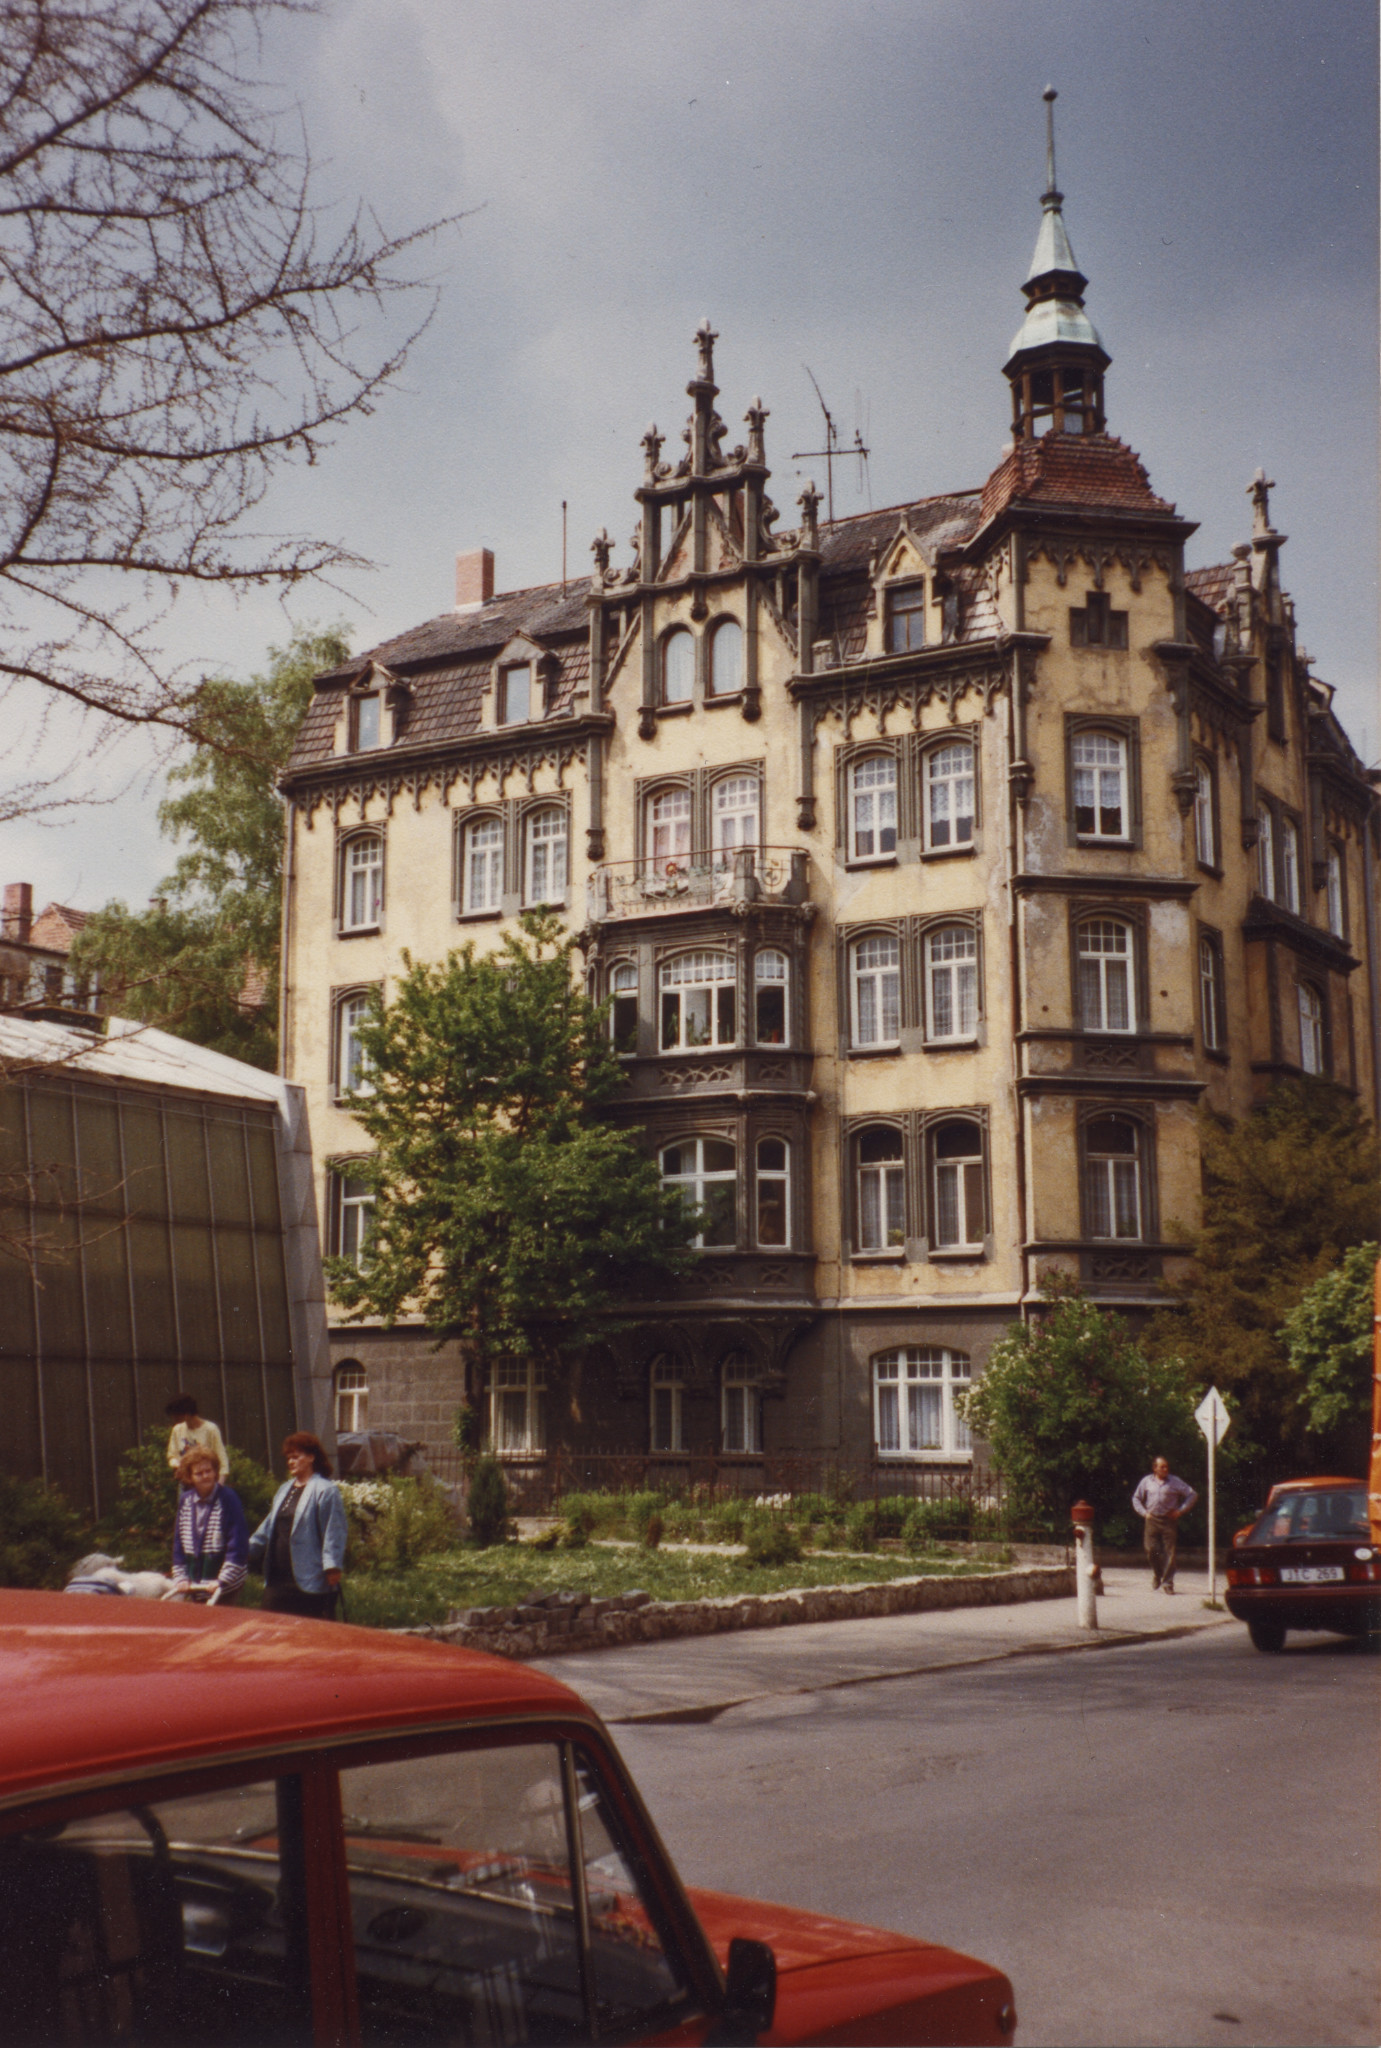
397;1563;1075;1661
605;1616;1238;1725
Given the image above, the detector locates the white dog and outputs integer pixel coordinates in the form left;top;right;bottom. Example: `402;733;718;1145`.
65;1553;181;1600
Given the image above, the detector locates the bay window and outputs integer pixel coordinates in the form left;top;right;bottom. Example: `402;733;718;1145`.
1082;1115;1144;1240
660;951;736;1050
660;1136;737;1247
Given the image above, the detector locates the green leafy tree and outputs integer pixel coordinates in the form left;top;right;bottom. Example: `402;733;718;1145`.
961;1285;1198;1535
1148;1081;1380;1484
326;914;697;1387
1279;1242;1377;1475
72;627;349;1068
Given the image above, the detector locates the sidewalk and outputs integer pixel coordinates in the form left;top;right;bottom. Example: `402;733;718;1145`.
532;1565;1237;1724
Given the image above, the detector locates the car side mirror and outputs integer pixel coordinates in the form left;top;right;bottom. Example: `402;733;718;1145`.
708;1936;777;2046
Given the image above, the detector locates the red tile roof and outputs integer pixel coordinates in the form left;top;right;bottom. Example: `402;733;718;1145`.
978;433;1175;526
29;904;88;953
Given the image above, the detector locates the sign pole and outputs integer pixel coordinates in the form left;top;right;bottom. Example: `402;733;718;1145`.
1194;1386;1230;1608
1207;1418;1217;1609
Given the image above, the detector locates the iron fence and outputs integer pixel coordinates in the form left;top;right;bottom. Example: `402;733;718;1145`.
415;1445;1045;1533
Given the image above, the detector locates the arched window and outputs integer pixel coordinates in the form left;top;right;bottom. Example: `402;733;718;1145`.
660;1137;737;1246
646;786;691;873
660;950;736;1050
754;949;788;1045
712;774;759;864
1077;919;1135;1033
341;833;384;932
1326;847;1346;937
848;754;897;861
336;993;375;1100
1281;818;1301;914
1257;804;1275;900
930;1120;986;1249
924;741;975;850
851;933;900;1048
661;628;694;704
721;1353;761;1454
874;1348;971;1458
334;1362;369;1434
708;617;742;697
649;1356;684;1454
856;1127;904;1251
1298;982;1324;1075
489;1359;546;1454
1082;1115;1144;1240
924;925;978;1042
524;806;567;905
610;961;638;1054
1199;935;1224;1053
1193;759;1216;868
1071;731;1127;840
334;1172;375;1265
755;1137;790;1247
463;815;503;914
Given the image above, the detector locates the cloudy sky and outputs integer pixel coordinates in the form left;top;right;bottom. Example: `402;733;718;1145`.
8;0;1378;915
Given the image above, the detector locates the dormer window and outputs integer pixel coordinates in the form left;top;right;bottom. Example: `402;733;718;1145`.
352;691;381;751
498;664;531;725
886;583;926;653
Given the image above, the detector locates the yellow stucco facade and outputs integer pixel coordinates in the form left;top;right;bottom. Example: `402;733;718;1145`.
280;182;1380;1478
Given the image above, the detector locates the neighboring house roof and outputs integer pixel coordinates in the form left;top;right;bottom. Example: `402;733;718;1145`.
26;903;87;955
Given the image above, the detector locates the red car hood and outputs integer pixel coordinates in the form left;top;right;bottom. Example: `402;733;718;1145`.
687;1886;1015;2047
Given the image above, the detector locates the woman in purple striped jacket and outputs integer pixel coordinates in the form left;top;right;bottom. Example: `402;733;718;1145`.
169;1448;250;1605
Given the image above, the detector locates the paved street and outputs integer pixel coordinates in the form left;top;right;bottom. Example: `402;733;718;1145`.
537;1570;1380;2046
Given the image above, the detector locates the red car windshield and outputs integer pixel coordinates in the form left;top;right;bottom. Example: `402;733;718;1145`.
1244;1490;1368;1545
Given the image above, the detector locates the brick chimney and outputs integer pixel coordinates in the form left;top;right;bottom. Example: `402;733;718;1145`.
456;548;495;611
2;882;32;943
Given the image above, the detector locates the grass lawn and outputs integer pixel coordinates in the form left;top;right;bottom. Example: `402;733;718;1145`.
328;1540;1010;1632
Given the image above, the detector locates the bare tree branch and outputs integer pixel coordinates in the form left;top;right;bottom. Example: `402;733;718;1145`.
0;0;458;779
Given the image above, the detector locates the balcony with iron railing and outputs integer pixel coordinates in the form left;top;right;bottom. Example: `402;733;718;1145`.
586;846;811;922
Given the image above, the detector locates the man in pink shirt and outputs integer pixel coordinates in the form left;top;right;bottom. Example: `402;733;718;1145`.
1132;1457;1199;1593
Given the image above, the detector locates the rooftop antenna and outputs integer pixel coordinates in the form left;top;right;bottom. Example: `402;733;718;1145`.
792;366;870;526
561;499;567;595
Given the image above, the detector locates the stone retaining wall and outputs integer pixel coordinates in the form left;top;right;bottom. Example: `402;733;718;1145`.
400;1564;1075;1661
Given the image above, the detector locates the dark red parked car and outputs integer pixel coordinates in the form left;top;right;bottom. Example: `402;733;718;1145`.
1226;1477;1381;1652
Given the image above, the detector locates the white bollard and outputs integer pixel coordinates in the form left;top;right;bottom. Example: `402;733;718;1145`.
1071;1501;1098;1629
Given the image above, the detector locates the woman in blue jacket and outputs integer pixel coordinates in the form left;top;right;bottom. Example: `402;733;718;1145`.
248;1432;348;1619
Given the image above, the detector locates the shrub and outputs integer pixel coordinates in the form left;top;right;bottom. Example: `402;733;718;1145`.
559;1494;597;1548
467;1457;510;1548
625;1490;664;1543
0;1474;91;1587
901;1506;938;1556
845;1502;878;1552
225;1445;277;1530
642;1510;664;1551
340;1476;457;1571
705;1497;746;1544
742;1511;802;1566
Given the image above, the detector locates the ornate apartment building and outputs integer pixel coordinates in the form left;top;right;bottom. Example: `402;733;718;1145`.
280;125;1381;1471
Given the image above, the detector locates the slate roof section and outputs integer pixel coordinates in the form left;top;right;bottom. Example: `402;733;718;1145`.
288;491;994;773
814;494;984;661
1185;563;1234;613
978;432;1174;526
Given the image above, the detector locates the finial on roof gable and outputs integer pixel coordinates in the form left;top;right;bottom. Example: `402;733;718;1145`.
1249;468;1276;534
693;318;718;386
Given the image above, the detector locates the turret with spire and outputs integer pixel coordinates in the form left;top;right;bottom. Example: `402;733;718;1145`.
1004;89;1109;441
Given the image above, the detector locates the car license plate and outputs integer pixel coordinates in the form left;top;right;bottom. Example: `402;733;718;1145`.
1279;1566;1345;1584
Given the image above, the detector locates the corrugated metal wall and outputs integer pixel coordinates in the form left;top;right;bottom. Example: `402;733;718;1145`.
0;1074;298;1514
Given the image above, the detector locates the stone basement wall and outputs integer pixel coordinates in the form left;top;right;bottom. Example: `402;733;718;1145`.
399;1564;1075;1661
